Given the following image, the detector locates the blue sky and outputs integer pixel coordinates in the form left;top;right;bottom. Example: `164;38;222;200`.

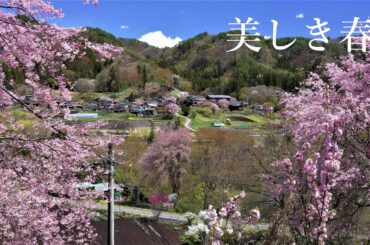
51;0;370;47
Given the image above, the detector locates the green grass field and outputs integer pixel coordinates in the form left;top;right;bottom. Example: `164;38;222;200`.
189;108;279;130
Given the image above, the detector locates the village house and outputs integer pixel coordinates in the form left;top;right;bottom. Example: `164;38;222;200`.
85;103;98;111
56;99;83;111
74;182;128;201
66;102;83;111
229;100;242;111
146;100;159;109
113;102;128;113
21;95;38;107
95;96;113;110
157;96;172;106
183;96;207;107
131;105;157;117
206;95;232;102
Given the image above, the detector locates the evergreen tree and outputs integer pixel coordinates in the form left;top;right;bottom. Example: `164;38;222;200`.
147;120;155;144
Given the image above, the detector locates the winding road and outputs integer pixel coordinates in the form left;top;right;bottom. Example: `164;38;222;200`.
176;114;196;132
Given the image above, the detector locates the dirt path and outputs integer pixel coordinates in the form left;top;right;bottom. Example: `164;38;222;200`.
176;114;196;132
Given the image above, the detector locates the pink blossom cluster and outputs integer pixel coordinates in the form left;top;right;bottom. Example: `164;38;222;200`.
167;96;177;104
148;193;173;208
1;0;64;18
201;101;220;113
217;99;229;110
149;193;169;204
0;0;124;244
269;53;370;244
140;128;192;194
165;102;180;115
206;191;260;245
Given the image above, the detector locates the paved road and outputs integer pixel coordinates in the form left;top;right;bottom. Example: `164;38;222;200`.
177;114;196;132
93;204;270;230
94;204;188;222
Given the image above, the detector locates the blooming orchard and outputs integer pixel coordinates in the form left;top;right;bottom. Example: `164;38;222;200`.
0;0;122;244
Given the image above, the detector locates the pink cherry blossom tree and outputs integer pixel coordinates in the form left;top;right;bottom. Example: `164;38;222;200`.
202;101;220;114
217;99;229;110
268;54;370;244
165;102;179;116
140;128;192;195
0;1;123;244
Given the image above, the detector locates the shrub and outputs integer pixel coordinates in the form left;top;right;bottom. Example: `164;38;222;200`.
196;107;213;117
201;101;219;114
73;78;96;92
217;99;229;110
148;193;173;220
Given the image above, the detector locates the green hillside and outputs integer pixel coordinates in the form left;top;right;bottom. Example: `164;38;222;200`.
52;28;348;98
2;26;348;98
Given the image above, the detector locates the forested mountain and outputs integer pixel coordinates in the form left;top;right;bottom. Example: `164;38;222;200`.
2;24;348;98
155;31;347;94
64;28;347;97
66;28;180;95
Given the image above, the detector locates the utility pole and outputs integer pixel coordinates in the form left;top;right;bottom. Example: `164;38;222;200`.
107;143;115;245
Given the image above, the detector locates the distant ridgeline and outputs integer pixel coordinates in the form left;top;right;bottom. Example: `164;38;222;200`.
3;27;348;97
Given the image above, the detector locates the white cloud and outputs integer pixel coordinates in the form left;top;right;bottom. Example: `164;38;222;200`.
295;13;304;19
139;31;182;48
120;25;129;29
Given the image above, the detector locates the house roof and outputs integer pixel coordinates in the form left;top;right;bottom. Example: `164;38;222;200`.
206;95;232;99
146;101;158;107
98;96;113;102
